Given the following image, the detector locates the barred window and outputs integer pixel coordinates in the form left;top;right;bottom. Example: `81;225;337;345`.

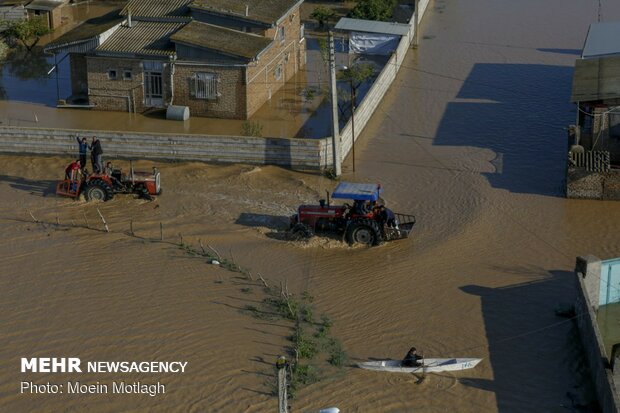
191;73;219;99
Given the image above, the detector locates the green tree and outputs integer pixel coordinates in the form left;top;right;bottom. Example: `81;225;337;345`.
350;0;397;22
337;63;375;115
310;6;335;28
6;17;51;52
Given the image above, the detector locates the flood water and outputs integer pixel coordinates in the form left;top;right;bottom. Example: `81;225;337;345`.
2;0;620;412
0;2;365;139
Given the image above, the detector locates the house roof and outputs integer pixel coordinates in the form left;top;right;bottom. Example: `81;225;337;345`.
335;17;410;36
170;21;271;59
45;9;124;50
96;20;185;57
582;22;620;59
121;0;191;19
25;0;63;12
571;55;620;102
189;0;303;26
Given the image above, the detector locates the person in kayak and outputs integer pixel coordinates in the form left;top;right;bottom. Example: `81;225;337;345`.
402;347;423;367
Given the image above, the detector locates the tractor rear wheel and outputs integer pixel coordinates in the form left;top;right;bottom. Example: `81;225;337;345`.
84;179;114;202
290;223;313;241
345;218;383;246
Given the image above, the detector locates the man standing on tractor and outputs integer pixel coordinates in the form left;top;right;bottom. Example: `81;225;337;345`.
76;136;88;170
90;136;103;173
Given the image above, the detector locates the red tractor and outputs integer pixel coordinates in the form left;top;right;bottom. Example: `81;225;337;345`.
56;162;161;202
290;182;416;246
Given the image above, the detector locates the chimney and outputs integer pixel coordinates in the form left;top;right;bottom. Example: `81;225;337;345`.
245;4;249;17
127;8;132;28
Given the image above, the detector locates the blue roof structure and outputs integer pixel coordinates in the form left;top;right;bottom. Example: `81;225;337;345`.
582;22;620;59
331;182;382;201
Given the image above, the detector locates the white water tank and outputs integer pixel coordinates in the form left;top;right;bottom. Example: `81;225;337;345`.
319;409;340;413
166;105;189;121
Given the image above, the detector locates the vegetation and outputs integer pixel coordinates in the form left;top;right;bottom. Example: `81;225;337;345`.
350;0;397;22
338;63;375;87
310;6;336;28
5;17;52;52
0;39;8;61
241;120;264;137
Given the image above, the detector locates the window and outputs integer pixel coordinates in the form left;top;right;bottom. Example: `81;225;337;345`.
107;69;117;80
192;73;219;99
278;26;285;43
274;64;283;81
122;70;133;80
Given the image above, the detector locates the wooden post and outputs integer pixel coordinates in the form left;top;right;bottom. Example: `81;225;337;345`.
276;357;288;413
160;222;164;241
82;211;89;229
179;233;183;245
27;210;38;223
96;208;109;233
56;214;60;226
130;220;134;236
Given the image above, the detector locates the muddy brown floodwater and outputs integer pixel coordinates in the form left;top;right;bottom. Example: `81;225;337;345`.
2;0;620;412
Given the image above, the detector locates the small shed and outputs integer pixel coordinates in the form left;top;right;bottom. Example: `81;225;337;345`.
334;17;410;55
25;0;67;29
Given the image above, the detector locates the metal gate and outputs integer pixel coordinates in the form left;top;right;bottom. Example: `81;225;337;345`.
143;61;164;108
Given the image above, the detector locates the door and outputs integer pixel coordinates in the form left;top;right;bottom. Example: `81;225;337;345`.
143;61;164;108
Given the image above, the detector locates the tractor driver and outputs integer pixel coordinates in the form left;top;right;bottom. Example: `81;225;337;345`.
352;200;374;216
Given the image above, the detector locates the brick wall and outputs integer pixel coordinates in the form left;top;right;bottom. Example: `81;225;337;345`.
246;5;305;117
172;64;246;119
86;56;150;113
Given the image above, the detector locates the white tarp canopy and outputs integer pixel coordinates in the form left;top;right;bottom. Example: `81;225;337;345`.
349;31;400;55
335;17;410;56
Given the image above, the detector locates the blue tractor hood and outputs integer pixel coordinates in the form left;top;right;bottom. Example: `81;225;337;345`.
331;182;382;201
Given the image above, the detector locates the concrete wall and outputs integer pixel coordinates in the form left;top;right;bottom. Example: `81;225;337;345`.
567;167;620;200
575;255;620;413
0;126;324;170
323;0;431;167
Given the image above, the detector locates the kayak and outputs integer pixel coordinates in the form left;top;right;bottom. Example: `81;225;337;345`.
358;358;482;373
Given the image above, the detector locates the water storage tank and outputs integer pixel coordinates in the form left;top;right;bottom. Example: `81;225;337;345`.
166;105;189;121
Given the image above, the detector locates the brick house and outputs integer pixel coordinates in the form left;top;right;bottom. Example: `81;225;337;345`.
44;0;306;119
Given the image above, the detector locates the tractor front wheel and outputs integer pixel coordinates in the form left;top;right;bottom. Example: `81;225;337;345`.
84;179;114;202
345;218;383;246
290;223;313;241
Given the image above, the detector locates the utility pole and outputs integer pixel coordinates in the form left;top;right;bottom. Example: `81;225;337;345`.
413;0;419;48
328;31;342;177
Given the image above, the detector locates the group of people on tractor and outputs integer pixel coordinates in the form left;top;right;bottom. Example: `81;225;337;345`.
75;135;104;173
351;199;399;229
65;136;107;181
